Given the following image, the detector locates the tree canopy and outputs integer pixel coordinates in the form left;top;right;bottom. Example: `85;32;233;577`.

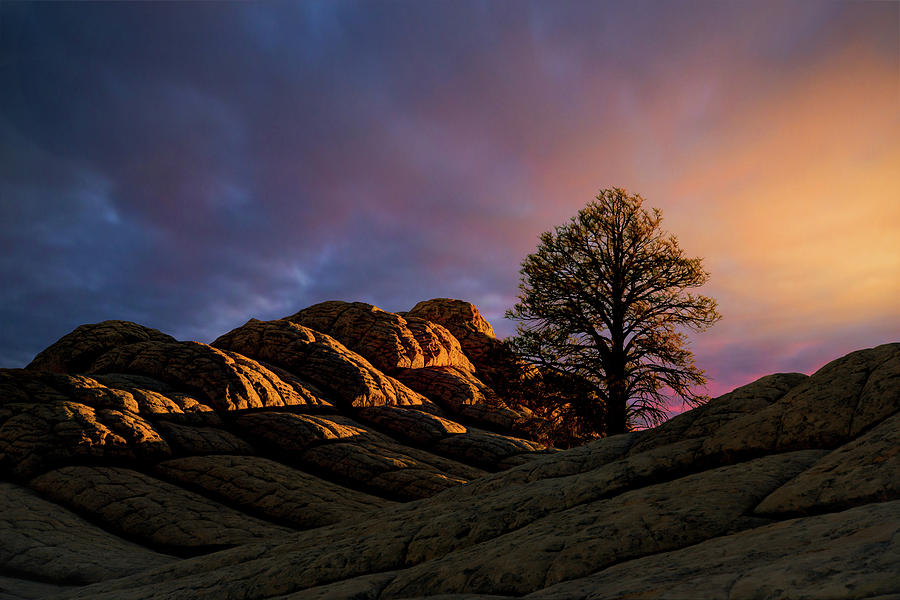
506;189;721;435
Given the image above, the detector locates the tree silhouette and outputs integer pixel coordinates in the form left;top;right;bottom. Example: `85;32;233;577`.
506;189;721;435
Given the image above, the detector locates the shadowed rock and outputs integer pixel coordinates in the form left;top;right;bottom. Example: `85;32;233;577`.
755;410;900;515
26;321;177;375
703;343;900;457
299;433;486;500
154;455;393;529
529;500;900;600
154;422;255;455
379;451;825;597
233;412;369;452
232;411;485;500
628;371;809;454
0;482;175;585
432;429;552;471
356;405;467;445
46;451;827;600
458;403;535;433
29;466;292;549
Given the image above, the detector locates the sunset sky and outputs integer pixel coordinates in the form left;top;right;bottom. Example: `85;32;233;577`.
1;1;898;400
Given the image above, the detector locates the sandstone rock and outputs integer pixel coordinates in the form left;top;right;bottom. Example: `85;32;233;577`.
529;500;900;600
431;429;550;471
755;410;900;515
0;400;170;479
88;373;219;422
25;320;176;374
394;366;500;412
281;575;517;600
0;369;217;424
458;403;533;432
154;455;393;529
405;316;476;372
395;438;724;565
232;411;485;500
628;371;808;454
301;437;484;500
234;412;369;452
406;298;507;375
155;421;255;455
2;306;897;600
368;468;471;502
406;298;496;342
380;451;825;597
29;466;293;549
0;482;175;584
47;450;826;600
442;433;638;496
356;405;467;445
283;301;474;373
0;575;73;600
91;372;175;394
0;369;138;412
212;319;431;408
392;366;542;438
274;571;402;600
103;388;214;419
90;340;331;412
703;343;900;457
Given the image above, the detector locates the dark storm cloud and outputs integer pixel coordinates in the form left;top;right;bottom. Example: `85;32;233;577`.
0;0;542;362
1;0;897;403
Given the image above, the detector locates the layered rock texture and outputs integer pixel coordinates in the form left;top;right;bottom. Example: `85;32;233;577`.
1;298;898;599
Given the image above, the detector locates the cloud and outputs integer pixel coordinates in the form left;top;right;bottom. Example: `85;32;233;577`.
1;0;897;405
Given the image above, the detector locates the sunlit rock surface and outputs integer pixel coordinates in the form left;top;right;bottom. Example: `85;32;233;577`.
283;300;475;373
0;299;897;599
211;317;431;408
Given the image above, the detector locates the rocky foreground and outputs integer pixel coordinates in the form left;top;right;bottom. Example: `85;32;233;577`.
1;299;898;599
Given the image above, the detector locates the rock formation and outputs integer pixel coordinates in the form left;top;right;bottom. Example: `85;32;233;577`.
0;298;897;599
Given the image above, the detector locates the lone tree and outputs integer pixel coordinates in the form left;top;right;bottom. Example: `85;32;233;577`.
506;189;721;435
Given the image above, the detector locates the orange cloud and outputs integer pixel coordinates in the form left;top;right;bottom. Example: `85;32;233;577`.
528;34;899;349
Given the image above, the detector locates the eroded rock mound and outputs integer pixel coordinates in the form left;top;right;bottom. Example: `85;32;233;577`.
0;370;172;479
153;455;393;529
394;365;500;412
703;343;900;456
407;297;497;344
284;301;475;373
1;302;898;600
211;318;431;408
0;482;175;585
27;320;177;374
90;340;331;412
30;465;292;548
407;298;510;378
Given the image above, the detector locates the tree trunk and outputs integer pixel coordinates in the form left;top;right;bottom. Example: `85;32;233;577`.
606;342;628;434
606;380;627;435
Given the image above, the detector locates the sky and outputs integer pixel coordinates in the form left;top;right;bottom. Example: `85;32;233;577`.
1;1;898;400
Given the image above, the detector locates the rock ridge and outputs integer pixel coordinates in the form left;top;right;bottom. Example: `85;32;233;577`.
0;300;896;599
